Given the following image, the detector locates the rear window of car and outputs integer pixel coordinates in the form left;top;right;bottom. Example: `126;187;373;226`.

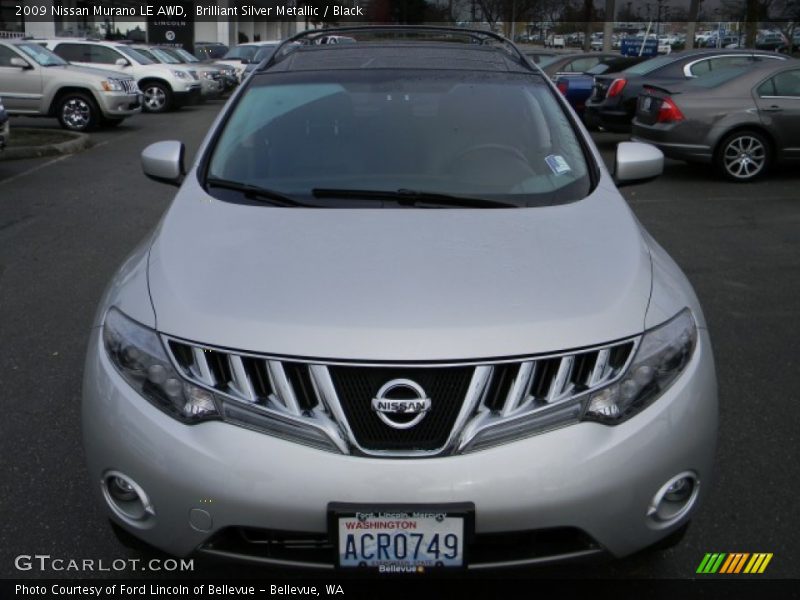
206;70;592;207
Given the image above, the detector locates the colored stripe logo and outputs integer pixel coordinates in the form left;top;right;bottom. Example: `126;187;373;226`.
697;553;773;574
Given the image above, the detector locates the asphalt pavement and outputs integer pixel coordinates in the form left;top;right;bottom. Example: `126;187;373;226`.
0;103;798;580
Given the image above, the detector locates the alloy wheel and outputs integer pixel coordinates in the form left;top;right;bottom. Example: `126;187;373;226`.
722;135;766;180
62;98;91;130
144;86;167;111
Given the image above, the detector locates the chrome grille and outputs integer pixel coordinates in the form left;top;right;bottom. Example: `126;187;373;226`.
117;78;138;94
164;337;637;457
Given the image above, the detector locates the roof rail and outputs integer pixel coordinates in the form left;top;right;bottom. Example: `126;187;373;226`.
260;25;534;73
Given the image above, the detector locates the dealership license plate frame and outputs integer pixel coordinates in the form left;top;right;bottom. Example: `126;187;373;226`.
329;502;475;572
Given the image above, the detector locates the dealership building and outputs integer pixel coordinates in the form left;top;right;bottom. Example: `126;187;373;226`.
1;0;307;50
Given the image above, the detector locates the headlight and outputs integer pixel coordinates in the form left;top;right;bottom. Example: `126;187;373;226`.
101;79;124;92
170;69;189;79
585;308;696;424
201;71;214;80
103;308;220;423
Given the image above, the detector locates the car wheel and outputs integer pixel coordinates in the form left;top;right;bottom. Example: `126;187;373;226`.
142;82;172;113
715;130;771;182
57;93;98;132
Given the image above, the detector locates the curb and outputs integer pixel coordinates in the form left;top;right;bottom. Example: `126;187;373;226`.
1;128;91;161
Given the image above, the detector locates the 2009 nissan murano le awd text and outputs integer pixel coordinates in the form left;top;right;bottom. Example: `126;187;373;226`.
83;27;718;571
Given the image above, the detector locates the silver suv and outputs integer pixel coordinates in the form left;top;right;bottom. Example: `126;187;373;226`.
84;27;718;571
41;39;201;113
0;40;140;131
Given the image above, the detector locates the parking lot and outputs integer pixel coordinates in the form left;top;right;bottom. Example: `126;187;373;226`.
1;100;798;579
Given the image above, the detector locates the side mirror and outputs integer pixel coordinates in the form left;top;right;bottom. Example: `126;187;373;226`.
141;141;185;186
115;58;129;67
10;57;31;69
614;141;663;185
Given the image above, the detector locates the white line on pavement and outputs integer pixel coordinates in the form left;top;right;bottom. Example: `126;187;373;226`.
0;154;72;186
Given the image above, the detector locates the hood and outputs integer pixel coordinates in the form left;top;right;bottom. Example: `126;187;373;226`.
147;180;652;361
60;64;136;80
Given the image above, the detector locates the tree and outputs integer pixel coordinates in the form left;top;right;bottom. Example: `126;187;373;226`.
685;0;703;49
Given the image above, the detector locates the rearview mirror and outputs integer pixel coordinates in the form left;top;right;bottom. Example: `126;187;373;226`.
141;141;185;186
10;57;31;69
614;142;663;185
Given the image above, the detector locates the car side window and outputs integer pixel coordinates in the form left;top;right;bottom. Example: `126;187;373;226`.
757;79;776;97
771;70;800;97
689;59;711;76
52;43;89;62
90;45;123;64
709;56;755;71
0;45;20;67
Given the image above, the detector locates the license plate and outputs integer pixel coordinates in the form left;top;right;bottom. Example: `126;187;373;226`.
330;503;473;571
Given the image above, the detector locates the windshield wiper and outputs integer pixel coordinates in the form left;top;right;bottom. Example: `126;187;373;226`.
206;178;309;207
311;188;517;208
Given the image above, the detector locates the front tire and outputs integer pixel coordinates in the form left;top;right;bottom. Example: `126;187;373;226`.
141;82;172;113
715;130;771;182
57;93;98;132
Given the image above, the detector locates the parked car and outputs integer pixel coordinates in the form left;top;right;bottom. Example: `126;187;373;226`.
545;34;566;48
215;41;280;82
756;32;787;51
193;42;229;61
632;60;800;181
131;45;223;100
554;56;650;117
41;39;201;113
585;49;789;132
0;96;8;151
523;49;559;65
157;46;238;93
86;26;717;570
0;39;140;131
537;52;619;79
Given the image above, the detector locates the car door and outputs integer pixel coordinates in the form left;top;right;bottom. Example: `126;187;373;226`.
0;44;42;113
755;68;800;159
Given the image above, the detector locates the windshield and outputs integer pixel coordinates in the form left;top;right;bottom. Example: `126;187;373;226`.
206;70;591;207
115;45;154;64
17;43;67;66
223;45;258;61
253;45;278;62
623;54;678;75
150;47;181;64
173;48;199;62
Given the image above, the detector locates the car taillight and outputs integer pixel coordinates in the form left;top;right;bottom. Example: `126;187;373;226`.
607;78;627;97
657;97;685;123
556;81;568;95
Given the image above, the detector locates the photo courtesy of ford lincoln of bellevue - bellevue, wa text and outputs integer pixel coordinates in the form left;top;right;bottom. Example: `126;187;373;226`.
1;0;799;597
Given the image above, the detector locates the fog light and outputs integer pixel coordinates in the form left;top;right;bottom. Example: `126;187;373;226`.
647;471;699;529
101;471;155;526
108;476;137;502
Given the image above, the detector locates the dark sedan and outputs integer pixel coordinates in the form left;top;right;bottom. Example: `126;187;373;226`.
585;49;789;132
631;60;800;181
554;56;650;117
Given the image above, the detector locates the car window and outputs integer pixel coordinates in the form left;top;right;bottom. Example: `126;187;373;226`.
150;48;181;64
52;43;90;62
709;56;755;70
536;55;560;68
88;45;123;64
16;43;67;66
223;45;258;61
115;45;154;64
173;48;199;62
563;57;600;73
0;45;20;67
207;70;591;207
768;70;800;97
688;59;711;76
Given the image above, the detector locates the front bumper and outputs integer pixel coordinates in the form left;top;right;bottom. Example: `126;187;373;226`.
97;92;142;118
83;326;717;567
199;78;223;98
584;105;633;133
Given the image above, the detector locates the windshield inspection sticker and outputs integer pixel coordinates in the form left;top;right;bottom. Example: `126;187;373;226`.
545;154;572;176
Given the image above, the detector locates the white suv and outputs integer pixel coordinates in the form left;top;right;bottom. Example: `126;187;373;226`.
41;39;201;113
